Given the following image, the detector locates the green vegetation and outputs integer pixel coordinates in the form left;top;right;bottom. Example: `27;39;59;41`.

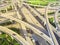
0;10;6;13
27;0;48;6
27;0;57;6
49;17;56;27
48;12;55;15
7;6;13;11
0;32;20;45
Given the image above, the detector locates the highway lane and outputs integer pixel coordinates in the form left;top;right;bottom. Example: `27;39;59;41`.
0;2;57;44
1;4;49;45
21;6;45;29
13;2;49;37
0;1;49;36
0;14;52;44
0;0;59;44
0;11;17;24
20;6;49;45
4;23;21;28
54;9;60;31
45;4;59;45
0;3;35;45
0;26;30;45
22;3;60;37
3;22;34;45
20;5;49;35
21;23;34;45
12;3;34;45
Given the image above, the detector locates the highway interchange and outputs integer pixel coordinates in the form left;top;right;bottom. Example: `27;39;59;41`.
0;0;60;45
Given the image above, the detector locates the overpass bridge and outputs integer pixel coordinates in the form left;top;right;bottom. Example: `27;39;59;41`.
0;0;60;45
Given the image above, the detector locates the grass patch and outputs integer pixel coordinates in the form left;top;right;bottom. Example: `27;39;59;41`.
27;0;57;6
7;6;13;11
0;33;20;45
0;10;6;13
48;12;55;15
49;18;56;27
